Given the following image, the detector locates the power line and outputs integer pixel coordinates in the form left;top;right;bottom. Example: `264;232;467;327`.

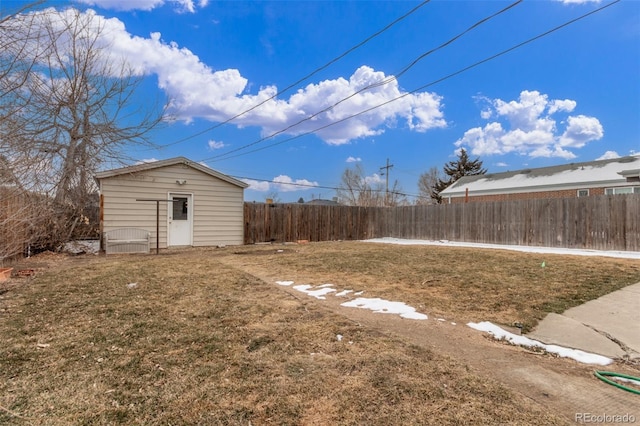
155;1;431;149
204;0;620;163
201;0;522;163
230;174;426;200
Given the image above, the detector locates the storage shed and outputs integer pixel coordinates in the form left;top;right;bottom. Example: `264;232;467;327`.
95;157;248;252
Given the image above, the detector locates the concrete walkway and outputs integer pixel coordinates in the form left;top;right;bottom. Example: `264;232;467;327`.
527;282;640;360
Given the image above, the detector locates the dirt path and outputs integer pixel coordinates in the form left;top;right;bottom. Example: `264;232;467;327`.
220;258;640;424
335;304;640;424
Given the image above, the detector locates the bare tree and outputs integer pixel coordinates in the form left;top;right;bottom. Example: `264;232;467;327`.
386;180;408;207
265;191;281;204
336;164;406;207
0;6;165;257
417;166;442;204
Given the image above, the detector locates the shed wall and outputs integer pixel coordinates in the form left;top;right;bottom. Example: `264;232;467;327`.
100;163;244;248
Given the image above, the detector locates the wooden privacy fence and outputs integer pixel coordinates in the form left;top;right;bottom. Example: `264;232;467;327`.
0;187;31;262
244;203;377;243
244;194;640;251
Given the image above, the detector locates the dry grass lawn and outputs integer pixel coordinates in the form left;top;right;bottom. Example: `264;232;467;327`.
225;241;640;331
1;241;639;424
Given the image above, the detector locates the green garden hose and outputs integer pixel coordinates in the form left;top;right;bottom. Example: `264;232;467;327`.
594;371;640;395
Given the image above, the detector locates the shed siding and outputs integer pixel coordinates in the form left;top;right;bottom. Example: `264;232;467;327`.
101;163;244;248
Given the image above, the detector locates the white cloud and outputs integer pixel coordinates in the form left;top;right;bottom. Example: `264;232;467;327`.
241;179;270;192
135;158;158;164
7;9;446;146
495;162;508;167
556;0;601;4
75;0;203;12
596;151;620;160
529;146;576;160
242;175;319;192
363;173;383;186
456;90;603;159
480;109;492;120
548;99;576;115
208;140;225;150
346;156;362;163
558;115;604;148
272;175;319;192
253;66;446;145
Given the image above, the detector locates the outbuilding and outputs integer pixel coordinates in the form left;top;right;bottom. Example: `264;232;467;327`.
95;157;248;253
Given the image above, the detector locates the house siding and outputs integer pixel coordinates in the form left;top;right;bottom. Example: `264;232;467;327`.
100;163;244;248
446;187;607;203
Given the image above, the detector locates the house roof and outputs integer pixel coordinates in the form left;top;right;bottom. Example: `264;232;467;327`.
306;199;341;206
95;157;249;188
440;155;640;197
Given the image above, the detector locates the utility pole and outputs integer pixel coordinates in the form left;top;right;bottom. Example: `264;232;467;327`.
379;158;394;206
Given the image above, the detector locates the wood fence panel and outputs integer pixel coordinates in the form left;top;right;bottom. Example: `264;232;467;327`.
0;187;31;261
625;199;640;251
243;195;640;251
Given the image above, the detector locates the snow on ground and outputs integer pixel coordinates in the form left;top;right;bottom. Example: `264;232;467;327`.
273;276;614;365
467;321;612;366
341;297;428;320
293;284;336;300
276;281;428;320
612;376;640;387
363;237;640;260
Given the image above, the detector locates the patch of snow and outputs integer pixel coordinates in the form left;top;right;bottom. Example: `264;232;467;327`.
611;376;640;387
364;237;640;260
273;280;426;320
467;321;612;366
341;297;428;320
293;284;336;300
354;291;364;295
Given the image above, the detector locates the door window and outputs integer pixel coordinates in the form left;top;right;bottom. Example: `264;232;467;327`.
172;197;188;220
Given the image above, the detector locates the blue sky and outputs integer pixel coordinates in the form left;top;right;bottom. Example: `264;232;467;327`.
5;0;639;202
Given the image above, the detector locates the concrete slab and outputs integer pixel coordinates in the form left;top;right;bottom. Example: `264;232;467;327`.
527;313;626;359
526;282;640;360
563;283;640;355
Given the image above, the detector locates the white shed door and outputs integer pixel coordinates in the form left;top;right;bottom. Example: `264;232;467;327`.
168;194;192;246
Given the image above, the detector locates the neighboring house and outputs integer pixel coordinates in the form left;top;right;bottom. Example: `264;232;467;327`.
440;155;640;204
306;198;341;206
95;157;248;250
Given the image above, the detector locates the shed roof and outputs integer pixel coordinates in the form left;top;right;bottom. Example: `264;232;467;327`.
95;157;248;188
440;155;640;197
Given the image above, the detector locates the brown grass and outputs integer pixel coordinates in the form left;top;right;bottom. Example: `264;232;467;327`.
0;247;577;425
224;241;640;331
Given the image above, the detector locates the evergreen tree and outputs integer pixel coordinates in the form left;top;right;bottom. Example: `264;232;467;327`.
432;149;486;202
